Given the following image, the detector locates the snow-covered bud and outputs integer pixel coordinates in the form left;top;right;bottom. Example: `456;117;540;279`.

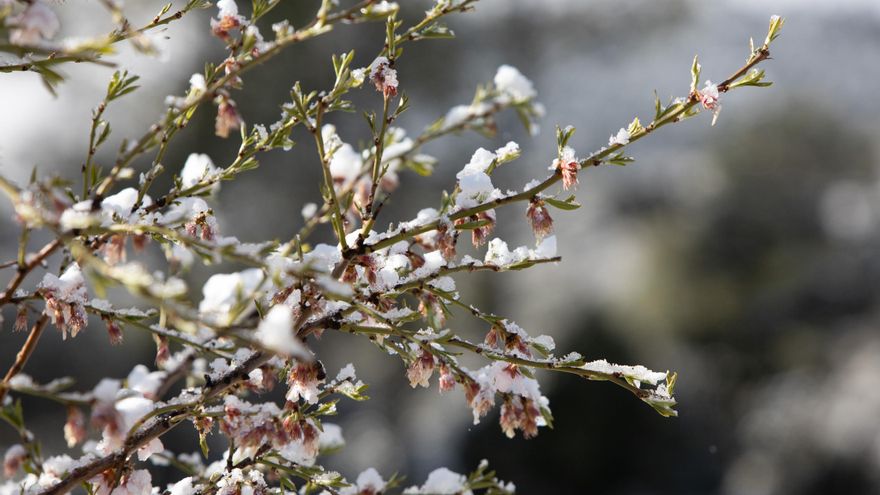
215;96;242;138
3;444;26;478
369;56;398;98
553;146;580;190
102;315;123;345
464;379;494;424
14;305;28;332
698;80;722;125
438;363;456;393
211;0;244;40
608;127;630;147
343;468;387;495
526;198;554;240
286;361;326;404
64;406;87;448
186;210;219;241
38;264;89;340
7;1;60;45
406;349;435;388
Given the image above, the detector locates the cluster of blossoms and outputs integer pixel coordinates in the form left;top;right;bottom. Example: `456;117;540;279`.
3;0;60;45
0;1;783;494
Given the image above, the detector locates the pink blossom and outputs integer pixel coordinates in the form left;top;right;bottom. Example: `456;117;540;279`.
100;234;127;265
526;198;554;240
406;349;435;388
499;395;541;439
13;305;27;332
438;363;456;393
369;56;399;98
553;146;580;190
92;469;153;495
286;361;325;404
215;96;243;138
38;263;89;340
456;210;496;248
464;379;495;424
210;0;245;40
6;1;60;45
64;406;87;448
103;315;123;345
698;81;722;125
3;444;26;478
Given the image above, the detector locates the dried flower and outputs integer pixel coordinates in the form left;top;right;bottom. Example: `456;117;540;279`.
14;305;28;332
406;349;435;388
526;198;554;240
499;395;541;439
103;315;124;345
215;96;243;138
438;363;456;393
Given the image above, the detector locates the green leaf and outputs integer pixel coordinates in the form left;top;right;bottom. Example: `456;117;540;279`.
690;55;701;93
544;196;581;211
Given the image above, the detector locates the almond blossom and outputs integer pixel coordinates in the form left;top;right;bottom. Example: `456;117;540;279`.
369;56;399;98
553;146;580;190
6;1;60;45
37;263;88;339
698;80;722;125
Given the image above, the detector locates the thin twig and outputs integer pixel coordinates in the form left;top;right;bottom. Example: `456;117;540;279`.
0;239;62;307
0;314;49;404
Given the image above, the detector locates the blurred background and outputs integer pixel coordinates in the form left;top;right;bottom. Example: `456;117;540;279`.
3;1;880;494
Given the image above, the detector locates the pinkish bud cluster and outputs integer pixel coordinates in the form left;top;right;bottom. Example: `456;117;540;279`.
526;199;554;240
64;406;88;448
286;361;326;404
215;95;243;139
38;264;88;340
553;146;580;190
499;395;542;439
369;57;399;98
407;349;436;388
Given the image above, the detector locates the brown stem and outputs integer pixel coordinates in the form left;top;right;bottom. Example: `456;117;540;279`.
0;239;62;307
0;315;49;404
